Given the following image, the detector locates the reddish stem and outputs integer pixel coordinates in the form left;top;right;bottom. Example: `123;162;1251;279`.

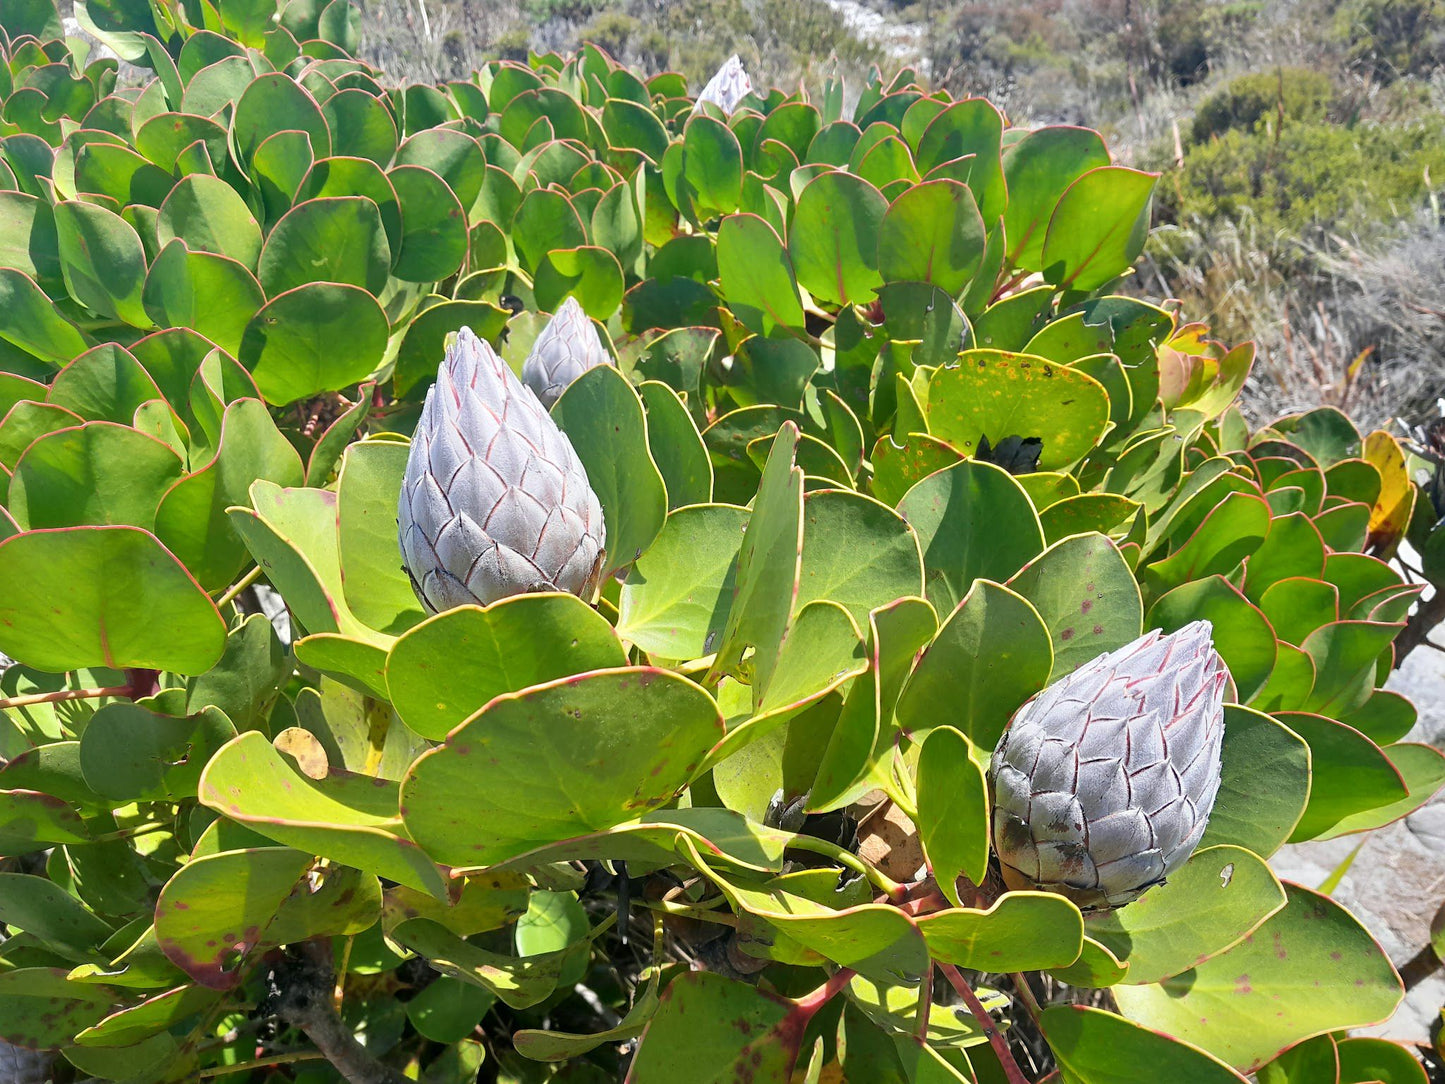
916;965;934;1041
793;967;856;1018
0;685;130;711
896;890;950;917
938;963;1031;1084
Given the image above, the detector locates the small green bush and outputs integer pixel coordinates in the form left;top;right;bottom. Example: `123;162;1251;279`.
1190;67;1335;142
1331;0;1445;80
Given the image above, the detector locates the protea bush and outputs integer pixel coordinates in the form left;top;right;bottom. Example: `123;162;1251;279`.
0;1;1441;1081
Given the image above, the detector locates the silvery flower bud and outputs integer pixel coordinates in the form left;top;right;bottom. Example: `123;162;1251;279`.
521;297;611;410
0;1039;51;1084
989;621;1227;909
694;55;753;115
398;328;606;613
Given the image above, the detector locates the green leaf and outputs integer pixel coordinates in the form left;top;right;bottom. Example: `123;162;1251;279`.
387;593;627;740
1042;167;1157;290
618;971;801;1084
895;579;1052;749
233;72;331;166
1199;705;1310;857
0;526;226;674
790;170;889;305
534;246;625;318
0;268;90;366
895;459;1044;615
1043;1005;1249;1084
1334;1037;1430;1084
1007;532;1142;680
9;421;182;530
679;113;743;218
389;164;468;282
257;196;391;296
400;668;724;866
1255;1035;1340;1084
709;423;804;682
54;200;149;327
155;398;305;590
617;504;747;660
919;891;1084;973
156;173;264;268
390;917;587;1010
239;283;389;405
877;179;986;296
1315;742;1445;839
0;969;114;1050
336;440;426;635
514;970;660;1061
551;364;668;575
1279;712;1408;842
683;840;929;983
74;984;219;1048
914;98;1006;219
639;381;712;509
155;847;375;989
926;351;1111;470
393;298;510;397
1087;845;1286;985
796;489;923;627
142;240;267;356
79;702;235;802
511;187;586;276
716;213;806;336
198;731;450;897
1148;576;1277;702
185;612;288;730
1002;126;1110;272
915;725;988;905
1114;884;1403;1072
0;873;114;962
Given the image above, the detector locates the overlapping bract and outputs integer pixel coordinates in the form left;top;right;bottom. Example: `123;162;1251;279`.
521;297;612;409
990;621;1228;909
398;328;606;612
694;54;753;114
0;1041;50;1084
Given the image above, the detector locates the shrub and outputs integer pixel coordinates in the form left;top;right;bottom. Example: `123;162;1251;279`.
0;2;1441;1082
1190;67;1336;142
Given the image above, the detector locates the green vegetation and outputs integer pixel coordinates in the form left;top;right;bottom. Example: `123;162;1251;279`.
1;0;1445;1081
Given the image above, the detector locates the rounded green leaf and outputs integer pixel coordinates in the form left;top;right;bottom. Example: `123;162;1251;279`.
335;439;425;635
78;702;236;802
54;200;149;327
616;503;748;660
511;187;586;277
917;891;1084;972
789;170;888;306
257;196;391;296
1042;166;1158;290
1043;1005;1249;1084
387;593;628;740
533;246;625;318
877;179;986;296
239;282;389;405
400;668;725;866
895;578;1052;750
0;526;226;674
925;350;1111;471
915;725;989;905
796;489;923;626
388;164;468;282
1086;845;1286;985
1002;125;1110;272
142;240;266;357
233;72;331;165
1006;531;1143;680
9;421;183;530
716;213;806;336
156;174;264;268
1279;712;1408;842
896;458;1045;616
198;732;449;897
0;268;90;366
1148;575;1278;702
1114;884;1403;1072
639;381;713;510
551;364;668;575
154;398;306;591
1335;1038;1429;1084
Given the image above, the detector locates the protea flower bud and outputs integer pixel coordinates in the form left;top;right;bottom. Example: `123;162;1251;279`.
0;1040;51;1084
694;55;753;115
989;621;1227;910
521;297;612;410
398;327;606;613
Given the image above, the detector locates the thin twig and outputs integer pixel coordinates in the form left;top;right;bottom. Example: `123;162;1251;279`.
0;685;129;711
200;1051;325;1077
216;566;263;609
